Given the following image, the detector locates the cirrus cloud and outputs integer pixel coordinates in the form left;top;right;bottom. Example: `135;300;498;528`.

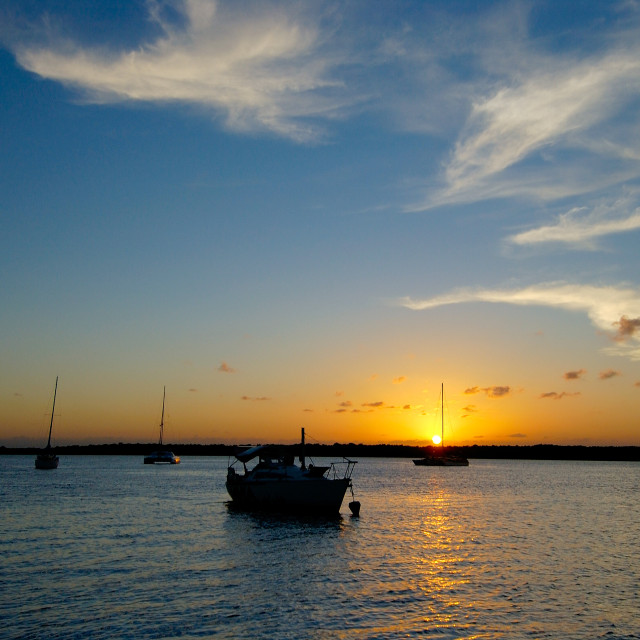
508;196;640;248
398;282;640;360
430;48;640;207
11;0;353;142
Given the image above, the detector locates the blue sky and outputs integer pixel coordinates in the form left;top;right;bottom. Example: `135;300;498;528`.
2;0;640;446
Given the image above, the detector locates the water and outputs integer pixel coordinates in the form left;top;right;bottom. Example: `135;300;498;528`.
1;456;638;639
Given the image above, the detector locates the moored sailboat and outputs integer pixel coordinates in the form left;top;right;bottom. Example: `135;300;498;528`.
413;383;469;467
144;387;180;464
35;376;60;470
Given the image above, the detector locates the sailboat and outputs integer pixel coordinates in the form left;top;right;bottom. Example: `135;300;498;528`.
413;383;469;467
144;387;180;464
35;377;60;470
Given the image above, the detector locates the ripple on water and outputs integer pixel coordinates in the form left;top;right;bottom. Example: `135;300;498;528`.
1;456;639;639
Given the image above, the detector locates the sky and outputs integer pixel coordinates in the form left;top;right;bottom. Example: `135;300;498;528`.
1;0;640;447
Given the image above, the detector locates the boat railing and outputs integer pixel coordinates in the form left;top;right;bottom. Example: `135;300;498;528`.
327;458;357;481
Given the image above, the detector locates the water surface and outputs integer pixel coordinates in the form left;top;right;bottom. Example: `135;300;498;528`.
1;456;638;639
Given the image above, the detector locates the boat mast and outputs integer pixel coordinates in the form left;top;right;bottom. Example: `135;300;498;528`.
159;386;166;446
47;376;58;449
441;382;444;449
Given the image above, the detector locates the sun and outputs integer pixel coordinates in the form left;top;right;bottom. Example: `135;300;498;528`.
432;434;442;445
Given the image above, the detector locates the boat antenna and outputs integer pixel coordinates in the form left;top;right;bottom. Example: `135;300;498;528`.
159;386;166;446
47;376;58;450
300;427;306;470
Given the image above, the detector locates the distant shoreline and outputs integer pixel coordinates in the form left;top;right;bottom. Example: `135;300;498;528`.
2;442;640;461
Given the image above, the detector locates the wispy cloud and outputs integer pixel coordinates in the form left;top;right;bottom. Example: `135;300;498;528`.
464;386;511;398
540;391;581;400
241;395;270;401
399;282;640;360
509;198;640;248
218;361;236;373
11;0;353;142
419;43;640;208
392;376;406;384
599;369;621;380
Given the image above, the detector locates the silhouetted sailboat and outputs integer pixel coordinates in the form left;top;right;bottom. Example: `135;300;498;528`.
413;383;469;466
144;387;180;464
35;377;60;470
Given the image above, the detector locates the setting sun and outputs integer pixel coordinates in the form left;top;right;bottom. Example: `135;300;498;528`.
432;434;442;445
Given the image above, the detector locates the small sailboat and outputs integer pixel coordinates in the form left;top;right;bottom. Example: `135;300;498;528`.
35;377;60;470
144;387;180;464
413;383;469;467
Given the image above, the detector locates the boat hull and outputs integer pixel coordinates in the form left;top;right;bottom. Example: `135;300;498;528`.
144;452;180;464
35;454;59;470
413;456;469;466
226;477;351;514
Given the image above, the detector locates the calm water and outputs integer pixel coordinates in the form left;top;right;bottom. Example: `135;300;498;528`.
1;456;638;639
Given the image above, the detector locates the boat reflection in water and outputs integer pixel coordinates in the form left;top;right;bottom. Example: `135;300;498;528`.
226;428;359;516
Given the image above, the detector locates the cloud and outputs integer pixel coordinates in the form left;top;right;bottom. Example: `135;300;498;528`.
461;404;477;418
338;400;352;408
613;316;640;342
241;395;270;401
399;282;640;360
508;199;640;248
415;38;640;208
508;433;527;439
218;361;235;373
540;391;581;400
392;376;406;384
362;401;384;408
463;385;510;398
10;0;355;142
564;369;586;380
487;386;510;398
599;369;621;380
188;388;198;392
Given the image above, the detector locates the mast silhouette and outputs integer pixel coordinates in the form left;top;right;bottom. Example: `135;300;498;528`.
46;376;58;449
158;386;165;446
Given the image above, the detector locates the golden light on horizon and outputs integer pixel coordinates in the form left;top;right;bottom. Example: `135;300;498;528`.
432;434;442;445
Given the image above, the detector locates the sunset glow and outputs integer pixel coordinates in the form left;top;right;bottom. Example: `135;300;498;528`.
1;1;640;447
